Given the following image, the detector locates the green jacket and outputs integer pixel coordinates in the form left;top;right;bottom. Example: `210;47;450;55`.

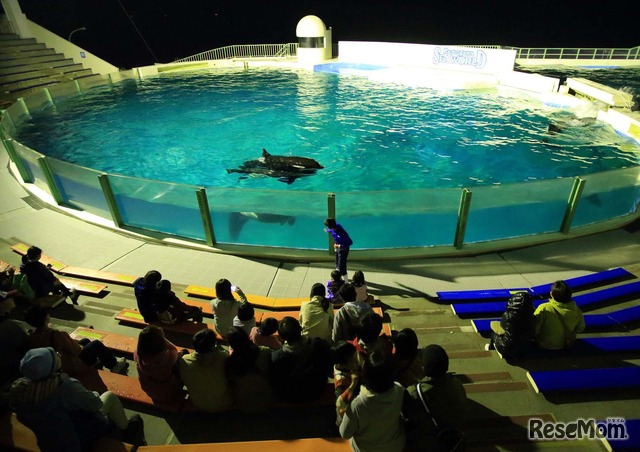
534;299;585;350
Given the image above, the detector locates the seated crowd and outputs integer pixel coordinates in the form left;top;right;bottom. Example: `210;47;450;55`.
0;252;588;451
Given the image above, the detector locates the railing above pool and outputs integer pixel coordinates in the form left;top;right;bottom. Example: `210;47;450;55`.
174;44;298;63
174;43;640;67
1;71;640;259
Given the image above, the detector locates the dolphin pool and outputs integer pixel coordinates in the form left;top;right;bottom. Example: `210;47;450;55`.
5;66;640;252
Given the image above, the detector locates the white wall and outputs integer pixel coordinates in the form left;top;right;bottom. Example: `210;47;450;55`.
338;42;516;76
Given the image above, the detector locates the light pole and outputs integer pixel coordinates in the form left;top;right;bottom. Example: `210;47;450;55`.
68;27;87;43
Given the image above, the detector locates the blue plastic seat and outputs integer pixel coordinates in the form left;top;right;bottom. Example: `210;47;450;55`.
438;267;633;302
527;367;640;393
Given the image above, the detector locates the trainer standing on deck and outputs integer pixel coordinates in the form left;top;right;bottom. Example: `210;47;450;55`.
325;218;353;280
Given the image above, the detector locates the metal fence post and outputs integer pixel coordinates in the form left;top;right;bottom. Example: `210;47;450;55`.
196;187;216;246
327;192;336;253
560;177;585;234
454;188;472;249
98;174;124;228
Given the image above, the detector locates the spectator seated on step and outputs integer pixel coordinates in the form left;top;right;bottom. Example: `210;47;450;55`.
487;292;535;360
300;282;333;343
155;279;204;325
20;246;78;304
0;266;19;319
178;328;234;413
225;326;276;413
403;344;468;452
25;306;129;379
351;270;375;304
134;325;186;411
10;347;146;451
392;328;426;387
232;301;256;336
326;270;345;304
269;316;332;403
339;350;406;452
350;311;392;361
333;341;363;425
249;317;282;350
332;284;373;343
210;279;248;340
133;270;162;322
534;280;585;350
0;318;29;388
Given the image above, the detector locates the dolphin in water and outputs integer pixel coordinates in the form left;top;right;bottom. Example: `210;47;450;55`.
226;149;323;184
228;211;296;240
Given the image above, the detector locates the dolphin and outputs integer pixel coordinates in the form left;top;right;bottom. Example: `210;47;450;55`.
226;149;323;184
228;211;296;240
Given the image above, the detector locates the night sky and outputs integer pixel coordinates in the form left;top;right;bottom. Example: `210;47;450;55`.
12;0;640;69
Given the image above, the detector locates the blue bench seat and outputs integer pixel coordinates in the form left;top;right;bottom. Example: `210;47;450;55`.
471;306;640;336
454;280;640;318
438;267;633;302
603;418;640;451
527;367;640;393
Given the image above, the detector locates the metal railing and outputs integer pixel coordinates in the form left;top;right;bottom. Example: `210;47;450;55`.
175;43;298;63
503;46;640;61
177;43;640;64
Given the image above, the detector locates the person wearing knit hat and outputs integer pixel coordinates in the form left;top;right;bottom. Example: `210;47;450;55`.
422;344;450;379
19;245;79;305
20;347;60;381
11;347;146;450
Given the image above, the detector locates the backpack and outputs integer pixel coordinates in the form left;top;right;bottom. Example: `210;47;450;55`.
13;272;35;300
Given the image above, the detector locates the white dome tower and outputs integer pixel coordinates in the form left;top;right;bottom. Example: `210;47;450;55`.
296;15;332;65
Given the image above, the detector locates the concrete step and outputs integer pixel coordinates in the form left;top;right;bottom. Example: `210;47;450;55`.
0;58;78;77
2;68;94;93
0;42;47;54
0;63;88;84
0;49;60;66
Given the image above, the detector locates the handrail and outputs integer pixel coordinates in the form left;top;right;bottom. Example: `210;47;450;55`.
177;43;640;64
175;44;298;63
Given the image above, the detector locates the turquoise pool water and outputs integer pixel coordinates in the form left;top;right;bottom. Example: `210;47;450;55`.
9;66;640;250
14;68;640;192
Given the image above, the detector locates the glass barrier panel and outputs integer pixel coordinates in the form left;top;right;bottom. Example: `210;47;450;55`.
1;110;16;136
12;141;50;194
334;189;462;248
573;167;640;227
465;178;575;243
78;75;109;92
108;175;205;241
23;90;53;113
6;101;29;125
206;187;328;248
46;158;110;218
47;82;81;103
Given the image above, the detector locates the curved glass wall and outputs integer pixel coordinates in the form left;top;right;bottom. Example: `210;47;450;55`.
2;75;640;256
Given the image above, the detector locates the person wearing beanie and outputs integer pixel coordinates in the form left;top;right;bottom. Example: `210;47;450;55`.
19;246;79;304
403;344;468;452
10;347;145;451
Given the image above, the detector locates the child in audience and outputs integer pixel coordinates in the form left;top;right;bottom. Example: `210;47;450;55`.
155;279;204;324
134;325;187;411
351;270;375;304
249;317;282;350
0;265;18;319
233;302;256;335
393;328;425;387
326;270;345;303
211;279;248;339
333;341;362;425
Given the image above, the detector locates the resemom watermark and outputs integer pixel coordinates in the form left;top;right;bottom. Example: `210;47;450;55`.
529;417;629;441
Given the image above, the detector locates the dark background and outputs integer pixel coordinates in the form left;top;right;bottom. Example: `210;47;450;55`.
11;0;640;69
